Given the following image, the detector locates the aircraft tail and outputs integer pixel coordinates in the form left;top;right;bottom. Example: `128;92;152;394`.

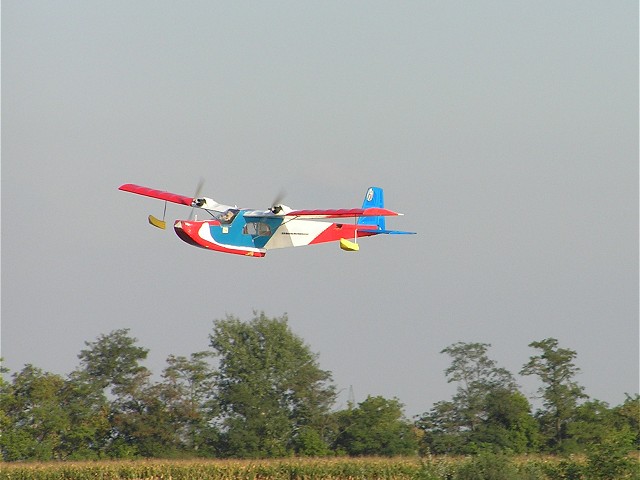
358;187;386;230
357;186;416;235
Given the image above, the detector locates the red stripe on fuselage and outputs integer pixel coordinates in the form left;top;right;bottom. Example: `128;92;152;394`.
174;220;266;257
309;223;378;245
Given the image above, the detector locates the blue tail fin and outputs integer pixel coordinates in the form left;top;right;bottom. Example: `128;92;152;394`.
357;186;416;235
358;187;385;230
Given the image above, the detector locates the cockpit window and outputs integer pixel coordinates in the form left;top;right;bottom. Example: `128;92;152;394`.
216;209;239;224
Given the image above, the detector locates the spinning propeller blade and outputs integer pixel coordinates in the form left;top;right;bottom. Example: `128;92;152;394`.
189;178;205;220
269;189;287;214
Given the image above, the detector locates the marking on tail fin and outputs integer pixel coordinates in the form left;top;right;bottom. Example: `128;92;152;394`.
366;188;374;202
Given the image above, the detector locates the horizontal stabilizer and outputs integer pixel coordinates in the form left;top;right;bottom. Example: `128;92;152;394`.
358;228;416;235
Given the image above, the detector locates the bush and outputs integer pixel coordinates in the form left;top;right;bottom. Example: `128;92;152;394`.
586;429;638;480
541;458;585;480
456;452;521;480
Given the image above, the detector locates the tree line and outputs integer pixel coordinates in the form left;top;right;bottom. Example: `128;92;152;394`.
1;312;638;461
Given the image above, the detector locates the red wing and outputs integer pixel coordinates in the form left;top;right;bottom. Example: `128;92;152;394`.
286;208;400;219
119;184;193;206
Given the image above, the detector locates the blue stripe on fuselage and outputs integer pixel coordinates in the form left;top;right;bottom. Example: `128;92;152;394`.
208;211;284;249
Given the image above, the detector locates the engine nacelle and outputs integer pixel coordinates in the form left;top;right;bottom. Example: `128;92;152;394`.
270;204;293;215
192;197;237;212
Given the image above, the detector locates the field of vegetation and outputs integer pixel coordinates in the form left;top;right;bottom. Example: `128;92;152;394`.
2;314;638;479
1;454;639;480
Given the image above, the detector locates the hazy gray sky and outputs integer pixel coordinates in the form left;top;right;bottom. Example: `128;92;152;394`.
2;1;637;416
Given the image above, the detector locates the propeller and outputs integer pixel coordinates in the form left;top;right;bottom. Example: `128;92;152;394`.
269;189;287;214
189;177;205;220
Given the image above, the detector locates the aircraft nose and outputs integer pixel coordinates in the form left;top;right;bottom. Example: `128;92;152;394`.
174;220;201;247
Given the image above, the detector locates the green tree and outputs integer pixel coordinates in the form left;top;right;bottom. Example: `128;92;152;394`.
76;328;150;398
442;342;516;433
209;312;335;457
58;372;111;459
0;365;69;460
611;394;640;450
520;338;587;452
567;399;615;449
114;381;184;458
334;395;418;456
74;329;153;457
0;359;17;460
415;400;467;454
567;396;639;457
157;352;219;455
586;428;637;480
417;342;523;454
474;389;540;453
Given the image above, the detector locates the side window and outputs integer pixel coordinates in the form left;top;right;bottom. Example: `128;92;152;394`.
257;223;271;236
243;222;271;237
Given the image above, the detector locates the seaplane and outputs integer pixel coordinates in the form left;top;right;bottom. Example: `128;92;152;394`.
119;183;415;257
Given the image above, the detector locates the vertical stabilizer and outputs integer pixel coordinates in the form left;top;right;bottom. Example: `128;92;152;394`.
358;187;385;230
